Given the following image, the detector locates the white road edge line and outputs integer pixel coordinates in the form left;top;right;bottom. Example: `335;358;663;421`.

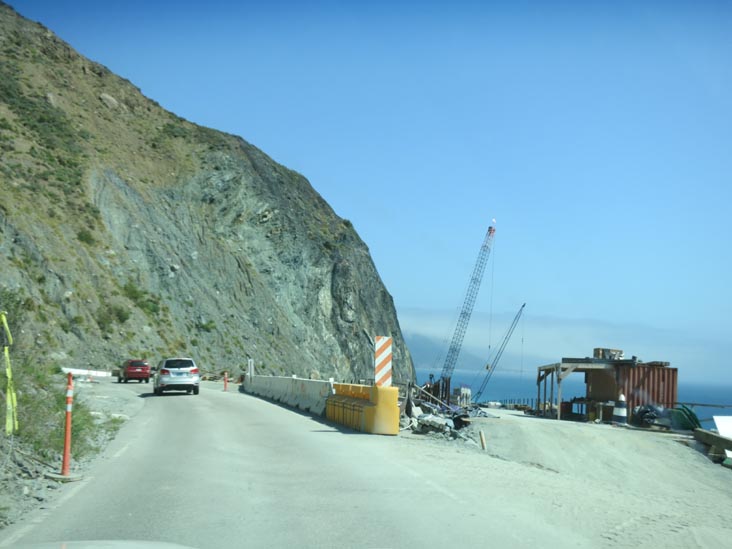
0;476;95;548
113;443;130;459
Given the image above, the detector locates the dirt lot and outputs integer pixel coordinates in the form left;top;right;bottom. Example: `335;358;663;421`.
400;409;732;547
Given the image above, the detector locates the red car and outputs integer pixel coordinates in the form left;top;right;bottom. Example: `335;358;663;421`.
118;359;151;383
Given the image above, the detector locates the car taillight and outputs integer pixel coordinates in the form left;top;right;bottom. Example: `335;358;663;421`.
161;369;170;375
190;368;199;374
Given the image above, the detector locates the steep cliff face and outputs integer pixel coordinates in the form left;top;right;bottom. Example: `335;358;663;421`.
0;3;414;383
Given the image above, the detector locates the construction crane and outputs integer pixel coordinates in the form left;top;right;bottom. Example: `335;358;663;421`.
435;222;496;403
473;302;525;403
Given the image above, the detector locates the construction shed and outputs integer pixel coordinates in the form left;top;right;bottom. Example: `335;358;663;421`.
537;348;678;422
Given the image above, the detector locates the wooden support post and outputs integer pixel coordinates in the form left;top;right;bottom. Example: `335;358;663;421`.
694;429;732;452
537;372;542;414
557;365;563;421
543;374;547;416
550;369;554;417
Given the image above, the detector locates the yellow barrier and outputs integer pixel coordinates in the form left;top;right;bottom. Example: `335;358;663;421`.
332;383;371;400
1;311;18;435
326;383;399;435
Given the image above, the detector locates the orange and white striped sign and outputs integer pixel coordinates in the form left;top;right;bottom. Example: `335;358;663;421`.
374;336;393;387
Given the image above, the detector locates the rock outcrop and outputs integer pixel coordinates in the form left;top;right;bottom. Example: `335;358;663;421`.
0;2;414;384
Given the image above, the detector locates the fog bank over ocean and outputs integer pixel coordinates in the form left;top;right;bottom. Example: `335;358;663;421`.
402;307;728;385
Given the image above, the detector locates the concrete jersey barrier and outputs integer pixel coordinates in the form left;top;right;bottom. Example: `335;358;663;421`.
243;374;334;416
242;375;399;435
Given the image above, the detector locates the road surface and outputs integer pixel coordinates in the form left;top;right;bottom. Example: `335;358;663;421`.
0;380;569;548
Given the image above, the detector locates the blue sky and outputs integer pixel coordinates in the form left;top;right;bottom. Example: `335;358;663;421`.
9;1;732;386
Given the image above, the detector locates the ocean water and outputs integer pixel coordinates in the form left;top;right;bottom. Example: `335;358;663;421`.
676;383;732;427
416;369;732;428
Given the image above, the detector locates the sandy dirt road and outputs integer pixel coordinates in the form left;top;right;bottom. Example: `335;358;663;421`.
2;380;731;548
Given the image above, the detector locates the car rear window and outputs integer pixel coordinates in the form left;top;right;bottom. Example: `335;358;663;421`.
165;359;194;369
130;361;149;367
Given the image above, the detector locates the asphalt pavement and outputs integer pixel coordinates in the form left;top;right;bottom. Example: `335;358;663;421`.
0;380;567;549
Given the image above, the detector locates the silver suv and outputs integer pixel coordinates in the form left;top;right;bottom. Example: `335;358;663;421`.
153;357;201;395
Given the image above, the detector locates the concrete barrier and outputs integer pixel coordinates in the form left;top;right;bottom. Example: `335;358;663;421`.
242;376;399;434
326;383;399;435
243;374;334;416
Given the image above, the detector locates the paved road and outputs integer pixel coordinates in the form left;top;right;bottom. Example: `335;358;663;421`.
1;381;570;548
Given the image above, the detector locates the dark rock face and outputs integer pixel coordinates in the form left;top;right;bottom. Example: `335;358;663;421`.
0;2;414;383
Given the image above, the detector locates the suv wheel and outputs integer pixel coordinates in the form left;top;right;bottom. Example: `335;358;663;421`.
193;387;199;395
117;376;121;383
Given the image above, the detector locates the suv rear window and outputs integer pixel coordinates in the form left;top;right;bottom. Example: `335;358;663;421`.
165;359;194;369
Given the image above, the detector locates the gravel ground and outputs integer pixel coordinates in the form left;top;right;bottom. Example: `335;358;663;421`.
0;376;142;529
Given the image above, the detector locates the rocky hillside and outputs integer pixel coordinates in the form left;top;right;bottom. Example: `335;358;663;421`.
0;2;414;384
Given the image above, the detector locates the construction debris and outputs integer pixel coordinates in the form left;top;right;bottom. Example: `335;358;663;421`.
632;404;702;430
416;414;454;433
405;383;497;439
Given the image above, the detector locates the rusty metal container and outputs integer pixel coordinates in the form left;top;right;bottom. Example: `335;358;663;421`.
615;364;678;414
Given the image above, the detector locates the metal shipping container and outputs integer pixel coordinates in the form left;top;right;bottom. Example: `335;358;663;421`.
615;364;678;414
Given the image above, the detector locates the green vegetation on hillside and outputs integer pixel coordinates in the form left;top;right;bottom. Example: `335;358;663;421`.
0;55;101;234
122;280;161;317
0;288;108;463
0;61;82;173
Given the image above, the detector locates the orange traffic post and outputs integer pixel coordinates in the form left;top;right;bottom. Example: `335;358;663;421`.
223;371;228;392
61;372;73;476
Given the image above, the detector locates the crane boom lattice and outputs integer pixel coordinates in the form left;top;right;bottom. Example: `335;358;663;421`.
474;303;525;402
437;224;496;401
